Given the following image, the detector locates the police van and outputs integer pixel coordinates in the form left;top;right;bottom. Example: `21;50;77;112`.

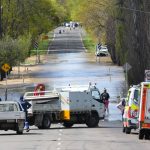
138;82;150;139
122;85;140;134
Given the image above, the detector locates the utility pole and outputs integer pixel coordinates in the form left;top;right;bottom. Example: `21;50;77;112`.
0;0;2;38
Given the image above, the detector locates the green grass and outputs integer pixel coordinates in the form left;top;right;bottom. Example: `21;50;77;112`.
29;40;49;56
29;31;54;56
38;40;49;54
82;35;96;53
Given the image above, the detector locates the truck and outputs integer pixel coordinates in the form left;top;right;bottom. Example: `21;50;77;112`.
0;101;25;134
24;83;105;129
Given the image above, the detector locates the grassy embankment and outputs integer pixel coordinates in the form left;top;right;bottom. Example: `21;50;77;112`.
82;34;96;53
82;33;112;63
25;31;54;64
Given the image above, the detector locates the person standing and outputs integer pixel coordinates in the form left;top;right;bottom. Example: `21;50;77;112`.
101;88;110;115
19;95;31;132
116;98;126;120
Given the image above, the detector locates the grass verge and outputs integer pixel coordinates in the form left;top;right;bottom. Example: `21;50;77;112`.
82;34;96;53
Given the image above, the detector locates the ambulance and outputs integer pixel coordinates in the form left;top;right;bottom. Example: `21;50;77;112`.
123;85;140;134
138;82;150;140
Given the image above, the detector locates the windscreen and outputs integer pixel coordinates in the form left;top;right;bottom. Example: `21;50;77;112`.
92;90;100;100
133;90;140;105
0;103;18;112
129;89;139;106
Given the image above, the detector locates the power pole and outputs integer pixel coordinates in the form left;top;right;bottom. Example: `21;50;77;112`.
0;0;2;38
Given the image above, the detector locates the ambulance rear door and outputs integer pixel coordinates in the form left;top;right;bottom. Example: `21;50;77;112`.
144;87;150;124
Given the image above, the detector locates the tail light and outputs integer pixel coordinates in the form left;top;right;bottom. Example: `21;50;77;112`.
128;107;131;118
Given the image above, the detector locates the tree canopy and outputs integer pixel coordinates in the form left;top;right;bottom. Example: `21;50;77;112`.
0;0;68;71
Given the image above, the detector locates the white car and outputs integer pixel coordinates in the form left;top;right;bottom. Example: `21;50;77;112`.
96;46;109;56
0;101;25;134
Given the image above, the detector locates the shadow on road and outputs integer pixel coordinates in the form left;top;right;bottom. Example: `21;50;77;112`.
0;132;42;136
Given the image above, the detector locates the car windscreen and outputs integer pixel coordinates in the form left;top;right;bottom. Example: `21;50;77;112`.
0;103;18;112
133;90;139;105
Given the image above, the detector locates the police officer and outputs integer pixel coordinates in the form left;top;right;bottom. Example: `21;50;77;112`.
20;95;31;132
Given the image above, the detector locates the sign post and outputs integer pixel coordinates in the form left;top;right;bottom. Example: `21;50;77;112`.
96;43;101;63
1;63;11;101
34;41;39;64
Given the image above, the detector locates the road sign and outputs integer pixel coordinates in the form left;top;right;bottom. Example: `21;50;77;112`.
34;41;38;49
123;63;132;72
1;63;11;72
42;35;49;40
145;70;150;81
97;43;101;50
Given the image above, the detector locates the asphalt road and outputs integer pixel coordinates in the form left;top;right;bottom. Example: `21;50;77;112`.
30;26;125;101
0;122;149;150
0;27;149;149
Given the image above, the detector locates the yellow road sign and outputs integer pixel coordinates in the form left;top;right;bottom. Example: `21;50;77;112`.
1;63;11;72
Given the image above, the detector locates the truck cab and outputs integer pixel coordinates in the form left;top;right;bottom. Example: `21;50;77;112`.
57;84;105;127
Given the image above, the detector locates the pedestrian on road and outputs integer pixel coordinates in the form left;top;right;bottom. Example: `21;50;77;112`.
19;95;31;132
101;88;110;115
117;98;126;120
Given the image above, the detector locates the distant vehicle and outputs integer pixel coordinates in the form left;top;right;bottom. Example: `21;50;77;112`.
0;101;25;134
65;23;70;27
59;30;61;34
96;46;109;56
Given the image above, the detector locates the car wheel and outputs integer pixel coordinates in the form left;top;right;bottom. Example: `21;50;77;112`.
122;126;125;133
63;122;74;128
42;115;51;129
125;127;131;134
139;129;144;140
86;113;99;128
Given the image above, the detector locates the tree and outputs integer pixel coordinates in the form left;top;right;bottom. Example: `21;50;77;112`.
0;0;69;78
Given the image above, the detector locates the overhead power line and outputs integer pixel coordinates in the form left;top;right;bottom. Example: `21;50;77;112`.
118;6;150;14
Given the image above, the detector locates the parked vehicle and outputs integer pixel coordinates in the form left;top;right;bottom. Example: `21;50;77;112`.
138;82;150;140
0;101;25;134
122;82;150;140
122;85;140;134
24;83;105;129
59;30;61;34
96;46;109;56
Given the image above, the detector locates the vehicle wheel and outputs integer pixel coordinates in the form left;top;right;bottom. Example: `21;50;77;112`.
122;126;125;133
16;129;23;135
139;129;144;140
37;126;43;129
63;122;74;128
86;113;99;128
125;127;131;134
145;132;150;140
42;115;51;129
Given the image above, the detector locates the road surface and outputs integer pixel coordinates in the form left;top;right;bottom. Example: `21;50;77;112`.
0;122;149;150
0;27;149;149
